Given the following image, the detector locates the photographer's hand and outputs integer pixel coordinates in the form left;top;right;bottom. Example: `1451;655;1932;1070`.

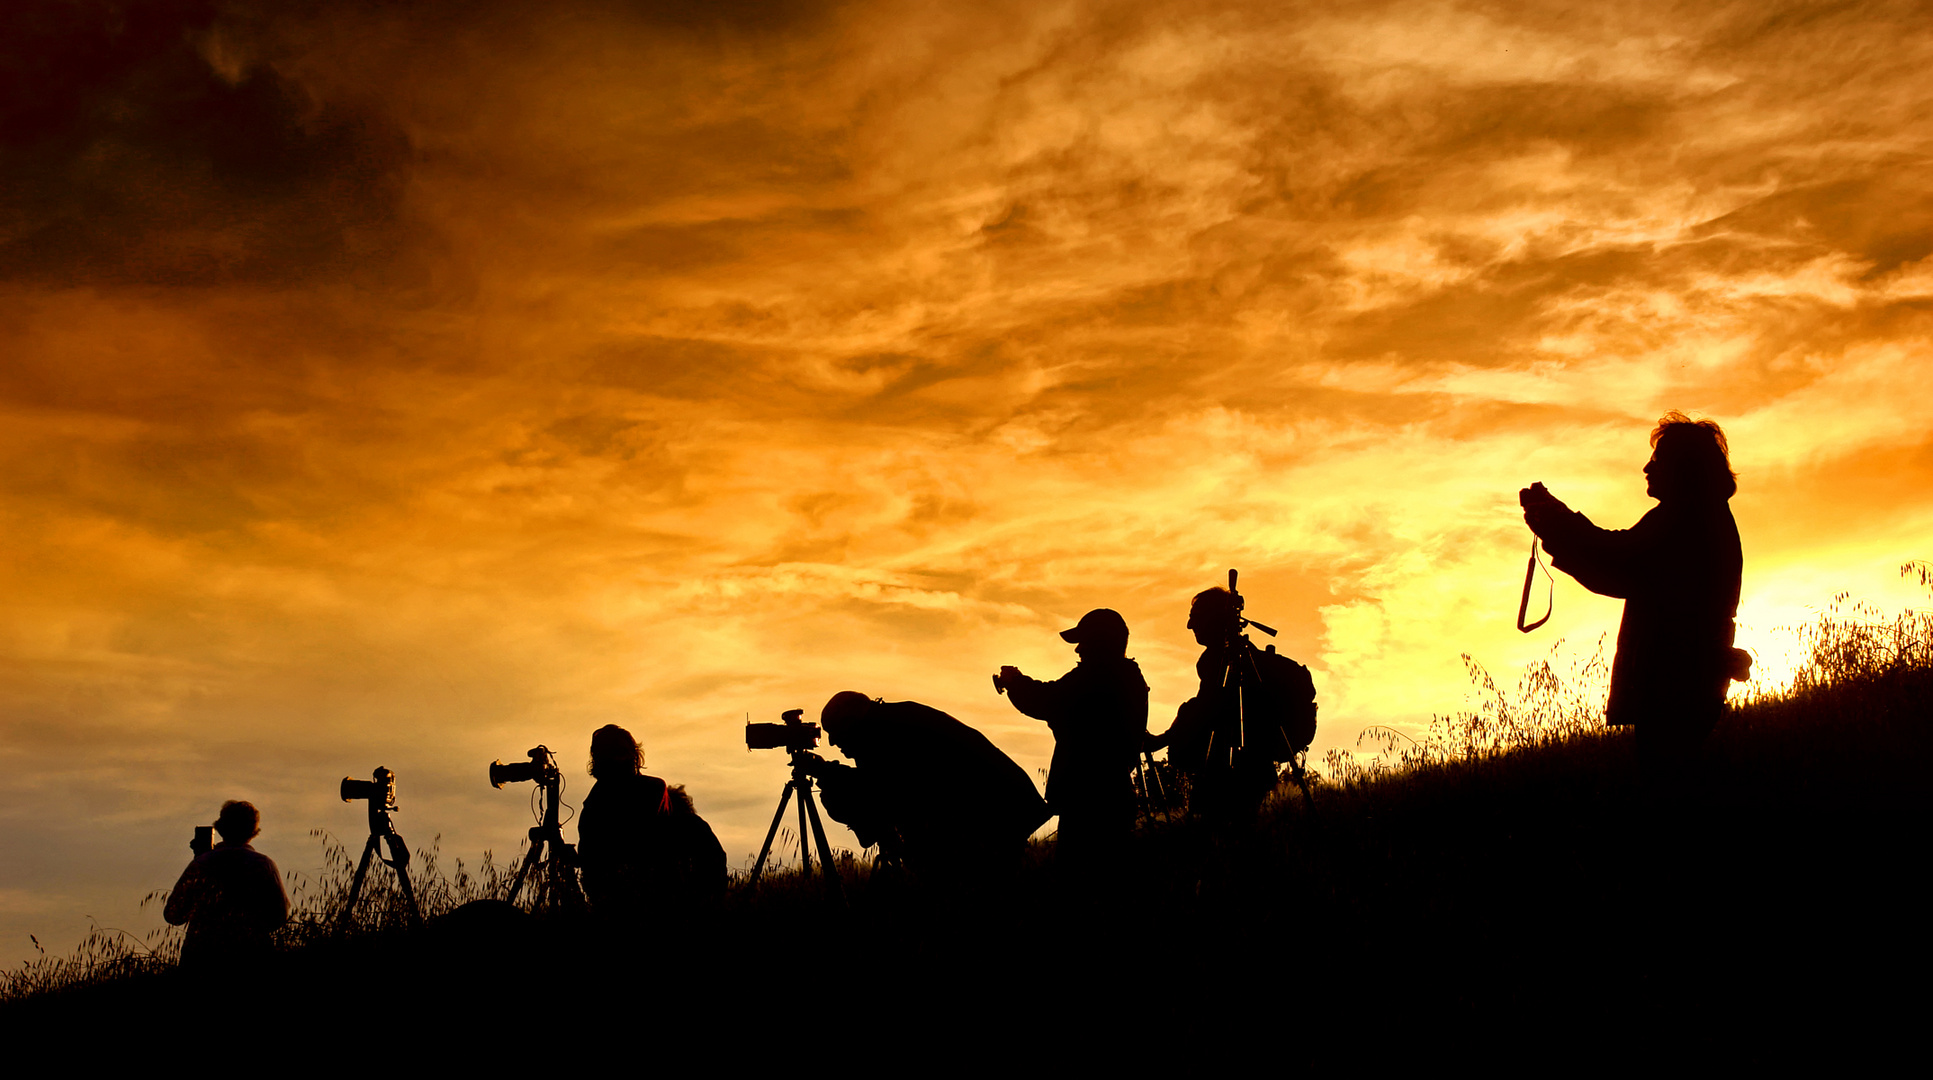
1519;482;1570;537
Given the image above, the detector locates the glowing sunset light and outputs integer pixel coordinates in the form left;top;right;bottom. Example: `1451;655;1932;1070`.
4;0;1932;962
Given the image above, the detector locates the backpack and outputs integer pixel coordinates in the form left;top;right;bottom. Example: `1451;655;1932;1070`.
1242;643;1319;761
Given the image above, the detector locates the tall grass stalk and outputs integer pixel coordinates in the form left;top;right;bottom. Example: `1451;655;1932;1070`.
1321;637;1611;789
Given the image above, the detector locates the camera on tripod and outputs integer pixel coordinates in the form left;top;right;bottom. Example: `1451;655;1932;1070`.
489;745;560;789
335;765;421;927
487;742;581;909
743;707;840;895
745;708;821;754
341;766;397;807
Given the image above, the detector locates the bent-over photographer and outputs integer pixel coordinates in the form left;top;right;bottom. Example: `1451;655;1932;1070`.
807;691;1049;880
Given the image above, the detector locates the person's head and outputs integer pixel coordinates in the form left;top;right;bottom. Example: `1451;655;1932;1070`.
589;724;643;779
1646;411;1736;502
1061;608;1129;659
214;800;260;845
821;691;880;755
1187;587;1240;646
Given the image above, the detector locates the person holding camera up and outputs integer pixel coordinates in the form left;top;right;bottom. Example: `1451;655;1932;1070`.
1519;411;1745;779
578;724;726;921
994;608;1150;868
164;800;289;971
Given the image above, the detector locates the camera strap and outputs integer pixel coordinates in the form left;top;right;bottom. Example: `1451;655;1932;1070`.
1517;537;1552;633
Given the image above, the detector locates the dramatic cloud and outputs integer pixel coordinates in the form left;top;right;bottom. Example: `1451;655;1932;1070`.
5;0;1932;959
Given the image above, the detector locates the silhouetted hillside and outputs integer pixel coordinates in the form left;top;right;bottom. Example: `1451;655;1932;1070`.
9;591;1927;1052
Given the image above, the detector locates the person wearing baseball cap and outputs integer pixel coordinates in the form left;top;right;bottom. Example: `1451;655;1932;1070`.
994;608;1150;869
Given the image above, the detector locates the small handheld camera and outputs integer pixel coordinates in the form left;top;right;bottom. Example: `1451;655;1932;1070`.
745;708;821;754
489;745;560;789
191;825;214;856
341;766;397;808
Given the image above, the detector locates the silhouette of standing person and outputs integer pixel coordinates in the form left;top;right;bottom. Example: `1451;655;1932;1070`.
1520;411;1744;775
1148;587;1282;820
995;608;1149;868
164;800;288;971
577;724;726;921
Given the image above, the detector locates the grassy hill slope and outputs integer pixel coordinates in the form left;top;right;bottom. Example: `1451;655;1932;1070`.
7;599;1927;1052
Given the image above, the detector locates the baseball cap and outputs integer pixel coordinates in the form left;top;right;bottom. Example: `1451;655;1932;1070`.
1060;608;1129;644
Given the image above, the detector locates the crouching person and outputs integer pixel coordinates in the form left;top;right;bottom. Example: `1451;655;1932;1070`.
807;691;1050;883
165;800;289;972
578;724;726;925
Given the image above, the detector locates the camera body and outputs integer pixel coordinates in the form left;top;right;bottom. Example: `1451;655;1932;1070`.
191;825;213;856
341;766;397;808
490;745;560;789
746;708;821;754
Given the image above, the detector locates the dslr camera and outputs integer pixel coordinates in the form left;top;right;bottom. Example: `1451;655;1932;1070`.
745;708;821;755
341;766;397;808
490;744;561;789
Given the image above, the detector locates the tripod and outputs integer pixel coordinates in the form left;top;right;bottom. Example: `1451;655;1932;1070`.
1135;748;1177;825
746;750;842;898
341;769;422;930
505;770;584;911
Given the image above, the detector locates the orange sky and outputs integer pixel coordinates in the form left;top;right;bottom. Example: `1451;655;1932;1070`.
5;0;1932;962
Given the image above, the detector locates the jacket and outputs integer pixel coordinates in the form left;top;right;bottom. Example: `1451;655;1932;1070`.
1002;655;1149;809
1538;499;1742;725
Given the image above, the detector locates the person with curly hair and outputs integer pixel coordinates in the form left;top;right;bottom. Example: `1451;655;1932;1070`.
1520;412;1746;774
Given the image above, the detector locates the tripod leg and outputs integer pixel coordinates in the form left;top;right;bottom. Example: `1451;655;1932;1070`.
795;778;812;877
506;828;544;907
383;832;422;927
1290;755;1318;814
800;785;842;898
525;833;585;911
748;783;796;886
1144;750;1171;814
342;833;380;929
549;834;585;908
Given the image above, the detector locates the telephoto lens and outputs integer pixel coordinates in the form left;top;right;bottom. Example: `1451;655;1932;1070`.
489;746;554;788
489;758;541;788
340;766;395;803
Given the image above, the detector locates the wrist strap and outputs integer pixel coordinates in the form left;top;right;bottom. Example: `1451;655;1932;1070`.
1517;537;1552;632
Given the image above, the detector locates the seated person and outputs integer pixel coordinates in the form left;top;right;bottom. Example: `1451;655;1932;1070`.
577;724;726;917
164;800;289;969
808;691;1050;876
